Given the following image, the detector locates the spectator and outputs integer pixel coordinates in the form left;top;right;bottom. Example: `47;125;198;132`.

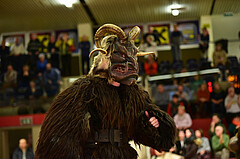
213;43;227;81
18;65;34;96
27;33;42;70
225;86;240;124
140;34;157;57
0;39;10;73
79;35;91;74
48;36;59;68
183;129;198;159
43;63;61;97
48;36;57;54
197;83;210;117
10;38;26;56
3;65;17;88
174;105;192;130
211;125;230;159
10;38;26;71
211;82;225;115
144;55;158;76
195;129;211;159
213;43;227;67
57;33;72;76
176;84;189;106
12;138;34;159
170;24;185;62
36;53;48;73
199;27;209;59
228;115;240;137
152;84;169;111
27;33;41;55
175;129;185;156
209;114;227;139
167;94;182;117
190;75;203;96
25;81;43;99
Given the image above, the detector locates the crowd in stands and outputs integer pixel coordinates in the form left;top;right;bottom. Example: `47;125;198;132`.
0;33;68;106
151;115;231;158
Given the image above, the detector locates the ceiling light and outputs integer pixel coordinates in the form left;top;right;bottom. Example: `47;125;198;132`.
57;0;78;8
172;9;179;16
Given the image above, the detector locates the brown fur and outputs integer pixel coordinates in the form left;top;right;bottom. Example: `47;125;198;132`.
36;76;176;159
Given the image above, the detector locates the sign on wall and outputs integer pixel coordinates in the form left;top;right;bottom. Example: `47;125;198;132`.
148;24;170;45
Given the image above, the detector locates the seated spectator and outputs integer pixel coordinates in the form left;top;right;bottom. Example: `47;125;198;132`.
190;75;203;98
183;129;198;159
37;53;48;73
175;129;185;156
12;138;34;159
152;84;169;112
228;115;240;137
174;105;192;130
213;43;227;67
18;65;34;96
195;129;211;159
225;86;240;124
210;82;225;115
3;65;17;89
197;83;210;117
144;55;158;76
25;81;43;99
175;84;189;106
211;125;230;159
167;94;183;117
18;65;34;87
43;63;61;97
209;114;227;139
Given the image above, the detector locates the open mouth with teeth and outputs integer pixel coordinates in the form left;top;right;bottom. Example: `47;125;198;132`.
110;62;138;85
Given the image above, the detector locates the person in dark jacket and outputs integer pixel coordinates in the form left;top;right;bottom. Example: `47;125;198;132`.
184;129;198;159
175;129;186;156
12;138;34;159
27;33;42;70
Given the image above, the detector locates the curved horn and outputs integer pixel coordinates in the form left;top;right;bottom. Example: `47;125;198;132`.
89;48;107;58
136;52;156;59
94;24;126;48
128;26;140;41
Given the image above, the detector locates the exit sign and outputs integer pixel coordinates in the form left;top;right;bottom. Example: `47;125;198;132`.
20;117;33;126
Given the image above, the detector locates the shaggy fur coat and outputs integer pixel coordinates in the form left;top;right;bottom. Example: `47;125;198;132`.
36;76;176;159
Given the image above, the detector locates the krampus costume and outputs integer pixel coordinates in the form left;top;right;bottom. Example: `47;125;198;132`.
36;24;176;159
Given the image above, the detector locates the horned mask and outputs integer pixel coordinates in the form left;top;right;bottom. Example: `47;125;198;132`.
89;24;155;85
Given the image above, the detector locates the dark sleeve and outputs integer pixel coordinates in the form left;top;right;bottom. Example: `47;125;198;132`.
184;143;198;159
35;78;92;159
12;149;19;159
134;89;177;152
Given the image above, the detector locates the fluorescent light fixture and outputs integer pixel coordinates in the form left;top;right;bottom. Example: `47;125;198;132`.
148;74;172;81
172;9;179;16
58;0;78;8
199;68;220;75
173;71;198;78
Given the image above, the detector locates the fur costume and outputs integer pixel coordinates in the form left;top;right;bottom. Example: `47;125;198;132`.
36;24;176;159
